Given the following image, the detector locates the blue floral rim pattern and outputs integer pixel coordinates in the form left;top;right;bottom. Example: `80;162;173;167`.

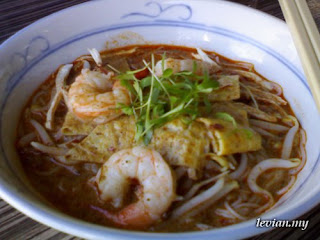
121;1;192;21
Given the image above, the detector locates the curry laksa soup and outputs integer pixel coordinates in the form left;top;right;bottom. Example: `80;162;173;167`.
16;45;306;232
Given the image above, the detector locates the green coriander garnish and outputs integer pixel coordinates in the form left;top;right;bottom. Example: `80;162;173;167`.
215;112;237;127
118;54;220;145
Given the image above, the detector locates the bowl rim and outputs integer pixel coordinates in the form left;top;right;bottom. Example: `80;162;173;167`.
0;0;320;239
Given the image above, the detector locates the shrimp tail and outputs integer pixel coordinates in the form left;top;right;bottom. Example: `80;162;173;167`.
90;204;121;224
90;203;152;228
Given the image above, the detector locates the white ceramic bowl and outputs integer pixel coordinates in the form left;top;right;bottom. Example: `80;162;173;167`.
0;0;320;239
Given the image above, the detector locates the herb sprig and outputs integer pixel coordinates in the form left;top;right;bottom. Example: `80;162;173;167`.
118;54;219;144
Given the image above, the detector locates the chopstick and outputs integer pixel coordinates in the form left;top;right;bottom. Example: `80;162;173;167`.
278;0;320;112
294;0;320;62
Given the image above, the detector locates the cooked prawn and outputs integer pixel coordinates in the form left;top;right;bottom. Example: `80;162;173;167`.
67;68;130;124
94;146;176;227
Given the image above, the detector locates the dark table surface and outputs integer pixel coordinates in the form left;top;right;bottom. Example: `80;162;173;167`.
0;0;319;239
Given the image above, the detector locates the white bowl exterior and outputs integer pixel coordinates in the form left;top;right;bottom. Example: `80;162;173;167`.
0;0;320;239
